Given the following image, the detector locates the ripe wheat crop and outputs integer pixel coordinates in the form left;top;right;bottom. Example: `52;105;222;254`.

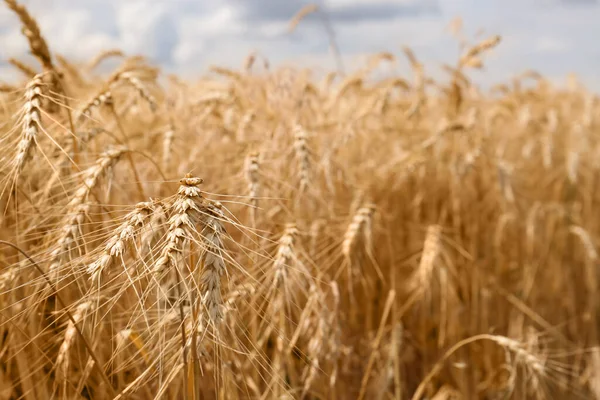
0;2;599;399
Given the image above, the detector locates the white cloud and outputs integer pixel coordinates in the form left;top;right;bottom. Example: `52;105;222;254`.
172;39;206;67
0;0;598;91
0;29;28;58
327;0;420;8
534;37;569;54
114;1;173;60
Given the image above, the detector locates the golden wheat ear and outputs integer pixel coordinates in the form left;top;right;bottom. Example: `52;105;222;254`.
14;74;45;177
86;49;125;71
4;0;67;112
4;0;54;71
87;201;154;282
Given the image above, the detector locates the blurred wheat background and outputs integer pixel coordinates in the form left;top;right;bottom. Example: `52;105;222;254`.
1;0;600;399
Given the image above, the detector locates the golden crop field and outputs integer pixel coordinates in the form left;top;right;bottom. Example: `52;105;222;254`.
0;1;598;399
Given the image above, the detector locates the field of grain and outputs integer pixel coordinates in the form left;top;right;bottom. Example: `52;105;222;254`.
0;1;599;399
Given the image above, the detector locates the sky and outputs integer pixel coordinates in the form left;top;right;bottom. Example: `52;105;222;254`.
0;0;599;90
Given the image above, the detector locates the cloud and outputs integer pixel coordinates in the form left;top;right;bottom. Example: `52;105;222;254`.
534;37;569;54
225;0;439;23
0;0;598;91
326;0;440;21
226;0;305;22
114;1;179;63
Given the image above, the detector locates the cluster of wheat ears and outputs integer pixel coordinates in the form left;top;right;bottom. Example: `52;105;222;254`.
0;1;599;399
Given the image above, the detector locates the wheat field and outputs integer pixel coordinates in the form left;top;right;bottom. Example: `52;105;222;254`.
0;1;599;399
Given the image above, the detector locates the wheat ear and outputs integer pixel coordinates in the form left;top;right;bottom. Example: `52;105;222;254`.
273;223;300;289
8;58;37;77
140;201;167;256
14;74;44;176
119;72;157;111
162;125;175;170
87;201;154;281
55;301;93;391
87;49;125;71
341;204;376;261
293;123;311;192
245;151;260;209
48;148;127;277
413;225;442;290
4;0;54;72
67;147;127;209
200;201;227;325
76;90;113;122
411;334;545;400
153;175;206;275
